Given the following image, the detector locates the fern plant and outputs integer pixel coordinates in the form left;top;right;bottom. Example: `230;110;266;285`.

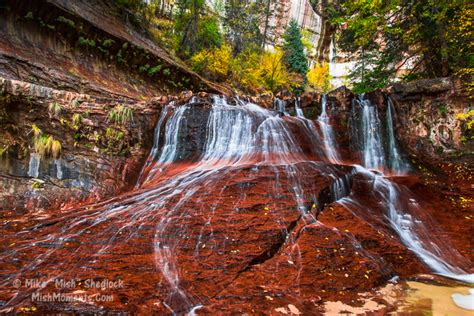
70;98;80;107
31;124;42;138
48;102;63;117
51;139;62;159
107;105;134;125
72;113;83;129
31;125;62;159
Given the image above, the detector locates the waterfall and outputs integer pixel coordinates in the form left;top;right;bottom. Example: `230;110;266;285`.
329;170;354;201
386;97;409;174
135;102;173;186
54;159;63;180
27;153;40;178
295;97;304;118
351;94;409;174
273;98;286;115
318;94;473;283
134;95;335;311
3;95;472;315
340;166;474;283
351;95;385;170
318;94;341;163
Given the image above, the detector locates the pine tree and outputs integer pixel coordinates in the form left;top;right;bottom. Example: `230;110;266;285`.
282;19;308;93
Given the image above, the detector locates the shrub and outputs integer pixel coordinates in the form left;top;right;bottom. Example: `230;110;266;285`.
105;127;126;154
102;39;115;48
78;37;96;47
148;65;162;76
258;49;293;93
190;44;232;80
56;16;75;28
307;63;332;93
458;109;474;130
139;64;150;73
230;49;261;92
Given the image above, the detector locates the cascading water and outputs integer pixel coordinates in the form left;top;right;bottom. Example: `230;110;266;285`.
294;97;304;118
386;97;409;174
345;95;473;283
1;94;472;315
351;94;409;174
27;153;40;178
329;170;354;201
0;96;353;313
273;98;286;115
351;95;386;170
338;165;474;283
54;159;63;180
318;94;341;163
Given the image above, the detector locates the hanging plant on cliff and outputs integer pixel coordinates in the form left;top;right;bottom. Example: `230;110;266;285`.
282;19;309;94
48;102;63;118
30;124;62;159
107;105;134;126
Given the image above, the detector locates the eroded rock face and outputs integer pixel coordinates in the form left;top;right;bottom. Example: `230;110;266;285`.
0;77;160;211
386;77;471;164
280;78;471;166
0;0;227;98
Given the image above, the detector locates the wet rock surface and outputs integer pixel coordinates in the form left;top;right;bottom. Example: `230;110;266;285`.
1;93;472;314
0;1;472;312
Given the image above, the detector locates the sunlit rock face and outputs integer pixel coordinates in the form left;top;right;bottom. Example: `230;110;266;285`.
1;94;472;314
266;0;322;55
0;0;225;98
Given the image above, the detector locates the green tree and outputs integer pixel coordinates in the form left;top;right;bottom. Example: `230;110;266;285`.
319;0;473;92
223;0;265;55
282;19;309;93
175;0;222;57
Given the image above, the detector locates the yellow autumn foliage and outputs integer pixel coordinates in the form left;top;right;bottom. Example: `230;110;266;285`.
257;49;293;93
307;62;332;93
230;49;261;92
31;124;62;159
457;109;474;129
191;46;295;93
190;44;232;80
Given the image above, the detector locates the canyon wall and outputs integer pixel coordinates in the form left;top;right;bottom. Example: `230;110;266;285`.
0;0;227;97
0;77;162;211
0;0;227;211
